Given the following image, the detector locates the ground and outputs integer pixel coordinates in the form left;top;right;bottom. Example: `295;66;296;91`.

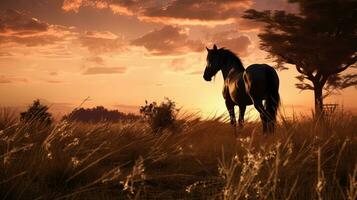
0;109;356;199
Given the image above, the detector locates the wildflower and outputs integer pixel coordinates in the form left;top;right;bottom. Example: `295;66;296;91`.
47;152;53;160
233;154;240;163
71;157;80;167
67;138;80;148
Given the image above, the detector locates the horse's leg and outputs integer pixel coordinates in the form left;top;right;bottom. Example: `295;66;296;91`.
225;98;236;126
253;100;268;134
238;105;246;128
265;96;278;134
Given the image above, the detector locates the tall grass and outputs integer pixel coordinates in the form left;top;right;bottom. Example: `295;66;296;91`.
0;108;355;199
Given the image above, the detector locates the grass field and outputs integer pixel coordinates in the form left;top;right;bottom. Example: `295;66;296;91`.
0;108;356;199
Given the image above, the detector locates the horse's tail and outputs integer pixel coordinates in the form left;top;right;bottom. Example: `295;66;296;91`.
265;66;280;121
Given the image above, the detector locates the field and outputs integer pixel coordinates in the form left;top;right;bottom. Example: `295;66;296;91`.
0;108;356;200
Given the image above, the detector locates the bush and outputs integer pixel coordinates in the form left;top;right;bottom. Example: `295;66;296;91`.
140;98;178;132
62;106;140;123
20;99;53;126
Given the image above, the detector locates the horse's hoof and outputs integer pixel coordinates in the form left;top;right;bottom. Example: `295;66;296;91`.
230;121;237;127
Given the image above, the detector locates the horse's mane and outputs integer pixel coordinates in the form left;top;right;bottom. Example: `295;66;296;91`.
219;48;245;71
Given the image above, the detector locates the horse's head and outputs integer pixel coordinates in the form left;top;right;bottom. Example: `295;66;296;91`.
203;44;221;81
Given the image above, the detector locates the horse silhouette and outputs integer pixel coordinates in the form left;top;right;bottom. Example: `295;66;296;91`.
203;44;280;134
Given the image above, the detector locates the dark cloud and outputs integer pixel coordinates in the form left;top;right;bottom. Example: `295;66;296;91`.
82;66;127;75
236;18;264;31
79;31;127;54
216;36;251;56
62;0;252;25
0;34;62;46
0;9;49;34
252;0;299;13
131;25;203;55
210;31;252;56
140;0;251;23
0;9;75;48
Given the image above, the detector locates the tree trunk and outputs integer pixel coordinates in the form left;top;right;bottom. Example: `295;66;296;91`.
314;83;324;118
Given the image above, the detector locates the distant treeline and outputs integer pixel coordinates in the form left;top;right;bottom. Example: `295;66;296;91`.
63;106;140;123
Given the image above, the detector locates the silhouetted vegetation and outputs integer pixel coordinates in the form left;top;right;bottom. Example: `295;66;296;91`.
0;107;356;199
63;106;140;123
140;98;179;132
20;99;53;126
244;0;357;116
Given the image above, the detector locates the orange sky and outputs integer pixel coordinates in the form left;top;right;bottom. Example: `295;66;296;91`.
0;0;356;118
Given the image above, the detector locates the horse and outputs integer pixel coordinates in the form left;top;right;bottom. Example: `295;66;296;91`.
203;44;280;134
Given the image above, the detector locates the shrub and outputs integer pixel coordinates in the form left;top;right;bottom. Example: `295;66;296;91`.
63;106;140;123
20;99;53;126
140;98;178;132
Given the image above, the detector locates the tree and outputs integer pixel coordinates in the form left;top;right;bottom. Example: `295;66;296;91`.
20;99;53;126
243;0;357;116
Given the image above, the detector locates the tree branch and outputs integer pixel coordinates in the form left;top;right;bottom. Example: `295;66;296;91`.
328;55;357;75
296;65;314;80
295;82;314;91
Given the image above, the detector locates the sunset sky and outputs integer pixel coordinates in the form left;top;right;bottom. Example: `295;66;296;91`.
0;0;356;118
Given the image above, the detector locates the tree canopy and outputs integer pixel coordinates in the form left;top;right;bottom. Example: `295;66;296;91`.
243;0;357;115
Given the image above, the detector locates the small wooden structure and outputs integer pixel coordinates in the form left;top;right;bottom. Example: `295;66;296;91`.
322;103;338;117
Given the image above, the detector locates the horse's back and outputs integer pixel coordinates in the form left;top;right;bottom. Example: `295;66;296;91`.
244;64;279;100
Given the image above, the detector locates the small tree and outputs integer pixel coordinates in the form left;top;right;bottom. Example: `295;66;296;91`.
140;98;178;133
243;0;357;116
20;99;53;126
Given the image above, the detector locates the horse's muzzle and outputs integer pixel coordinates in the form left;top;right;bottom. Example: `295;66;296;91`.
203;74;211;81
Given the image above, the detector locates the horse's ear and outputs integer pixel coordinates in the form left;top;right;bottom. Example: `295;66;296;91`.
213;44;218;51
206;47;210;52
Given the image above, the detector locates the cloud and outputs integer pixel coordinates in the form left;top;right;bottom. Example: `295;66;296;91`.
0;34;62;47
0;9;49;34
0;74;28;84
0;76;11;84
252;0;299;13
36;44;75;58
86;56;105;65
131;25;203;55
0;52;13;57
62;0;84;13
79;31;127;54
138;0;252;25
62;0;252;26
0;9;77;48
82;67;127;75
210;31;252;56
216;36;251;56
236;18;264;32
45;80;64;84
49;72;58;76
